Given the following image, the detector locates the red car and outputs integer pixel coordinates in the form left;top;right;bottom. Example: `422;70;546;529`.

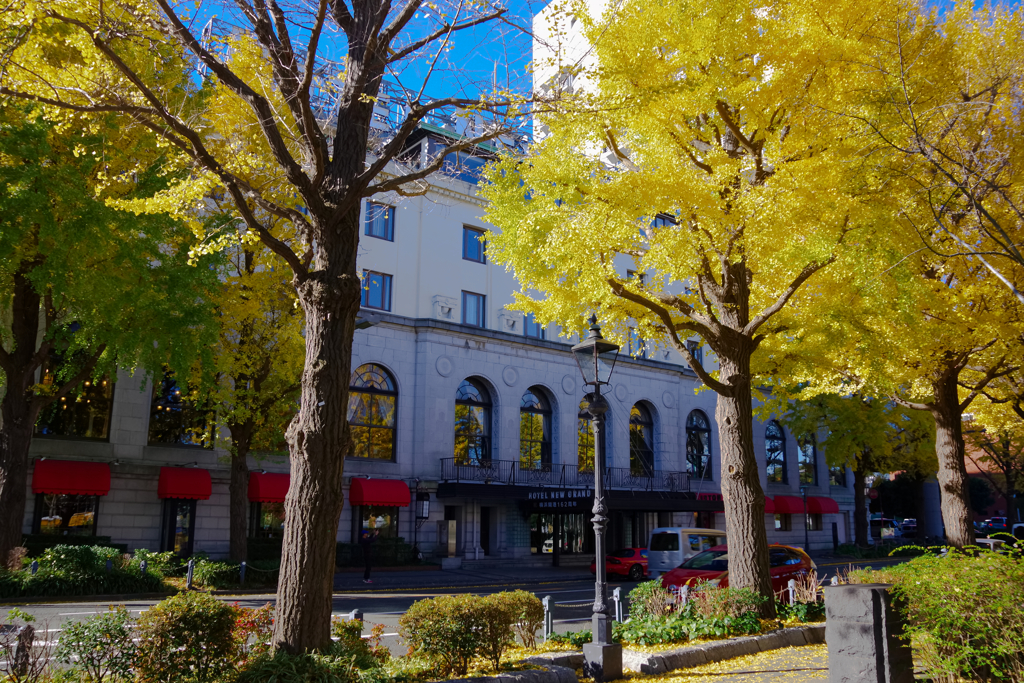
590;548;649;580
660;544;814;594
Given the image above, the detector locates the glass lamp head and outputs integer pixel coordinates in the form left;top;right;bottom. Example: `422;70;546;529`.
571;315;620;386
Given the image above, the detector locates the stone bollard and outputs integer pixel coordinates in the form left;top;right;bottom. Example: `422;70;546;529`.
139;559;148;575
824;583;913;683
30;560;38;575
13;624;34;678
612;587;622;623
186;558;194;590
542;595;552;641
348;608;363;622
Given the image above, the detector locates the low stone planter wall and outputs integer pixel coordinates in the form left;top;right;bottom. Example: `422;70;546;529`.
433;623;825;683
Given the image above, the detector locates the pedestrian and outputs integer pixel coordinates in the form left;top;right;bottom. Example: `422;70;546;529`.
359;528;378;584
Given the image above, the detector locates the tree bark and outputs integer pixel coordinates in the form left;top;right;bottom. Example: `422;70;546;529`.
715;354;775;616
929;370;976;548
852;467;869;546
272;212;363;652
228;431;252;563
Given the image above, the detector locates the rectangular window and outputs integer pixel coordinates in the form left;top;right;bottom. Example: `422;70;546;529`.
798;438;818;485
360;271;393;311
249;502;285;539
161;499;197;557
34;356;115;441
628;329;647;359
462;291;486;327
525;312;545;339
685;340;703;366
829;465;847;487
463;226;486;263
354;505;399;542
149;371;210;447
805;513;823;531
33;493;98;536
774;513;792;531
365;202;394;241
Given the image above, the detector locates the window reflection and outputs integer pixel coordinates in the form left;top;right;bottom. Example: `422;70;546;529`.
455;378;491;464
348;364;397;460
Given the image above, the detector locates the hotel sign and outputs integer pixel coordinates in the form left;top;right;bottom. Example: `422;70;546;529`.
526;488;594;512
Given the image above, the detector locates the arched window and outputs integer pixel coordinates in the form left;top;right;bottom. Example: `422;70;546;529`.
348;364;397;460
799;435;818;485
520;387;551;471
455;378;491;464
686;410;712;479
577;396;595;472
765;420;787;484
629;403;655;476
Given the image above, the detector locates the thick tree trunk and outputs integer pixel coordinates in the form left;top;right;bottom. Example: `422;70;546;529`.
272;220;363;652
715;352;775;617
930;372;975;548
0;403;34;563
228;434;251;562
852;467;869;546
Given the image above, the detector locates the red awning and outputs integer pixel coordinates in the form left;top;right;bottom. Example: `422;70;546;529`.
765;496;775;514
158;467;212;500
349;478;410;507
33;460;110;496
249;472;290;503
773;495;805;514
806;496;840;514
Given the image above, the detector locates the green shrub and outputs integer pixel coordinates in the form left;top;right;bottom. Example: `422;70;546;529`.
129;549;181;577
0;570;23;598
331;618;388;670
20;534;128;558
502;590;544;648
54;606;136;682
190;560;240;589
776;600;825;623
546;629;593;648
134;591;238;683
628;580;673;621
476;594;519;671
398;594;483;676
856;549;1024;683
689;584;764;621
615;616;689;646
236;650;355;683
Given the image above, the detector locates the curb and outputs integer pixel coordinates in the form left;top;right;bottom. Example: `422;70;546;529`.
429;623;826;683
0;591;177;605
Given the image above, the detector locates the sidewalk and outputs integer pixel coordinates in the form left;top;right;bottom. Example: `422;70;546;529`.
334;564;594;592
643;644;828;683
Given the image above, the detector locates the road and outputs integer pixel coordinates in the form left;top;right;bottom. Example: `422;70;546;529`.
1;556;905;653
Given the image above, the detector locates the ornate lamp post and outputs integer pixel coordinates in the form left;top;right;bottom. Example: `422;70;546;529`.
571;315;621;682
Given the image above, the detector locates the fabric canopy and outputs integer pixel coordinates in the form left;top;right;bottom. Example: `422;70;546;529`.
157;467;211;500
806;496;840;514
32;459;110;496
248;472;290;503
772;495;805;514
349;478;410;507
765;496;775;514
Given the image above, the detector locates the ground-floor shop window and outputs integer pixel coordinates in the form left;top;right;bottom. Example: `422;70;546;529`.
695;511;716;529
775;513;792;531
353;506;398;542
805;513;823;531
249;502;285;539
161;499;197;557
529;513;594;555
33;494;98;536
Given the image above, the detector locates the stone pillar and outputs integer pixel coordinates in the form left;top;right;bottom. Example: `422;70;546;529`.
824;583;913;683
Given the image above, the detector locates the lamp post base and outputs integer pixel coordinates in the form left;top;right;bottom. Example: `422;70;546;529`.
583;643;622;682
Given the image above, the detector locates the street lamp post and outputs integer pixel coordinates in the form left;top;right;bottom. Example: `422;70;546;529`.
571;315;622;683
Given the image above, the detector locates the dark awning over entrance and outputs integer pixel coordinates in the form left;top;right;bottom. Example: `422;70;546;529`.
32;459;111;496
158;467;212;500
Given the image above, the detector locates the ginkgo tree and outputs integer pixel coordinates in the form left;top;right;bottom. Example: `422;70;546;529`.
1;0;535;650
0;109;218;563
483;0;902;612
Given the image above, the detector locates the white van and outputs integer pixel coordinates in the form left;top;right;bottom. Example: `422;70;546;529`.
647;527;728;578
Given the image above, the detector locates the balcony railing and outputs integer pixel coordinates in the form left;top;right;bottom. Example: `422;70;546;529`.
440;458;689;493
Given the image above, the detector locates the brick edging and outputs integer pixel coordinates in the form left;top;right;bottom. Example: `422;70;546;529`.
427;623;826;683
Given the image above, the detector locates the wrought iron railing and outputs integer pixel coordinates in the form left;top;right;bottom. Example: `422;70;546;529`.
440;458;689;493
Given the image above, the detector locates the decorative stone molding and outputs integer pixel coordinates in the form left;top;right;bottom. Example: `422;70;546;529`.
561;375;576;395
432;295;457;321
435;356;454;377
498;311;520;333
502;366;519;387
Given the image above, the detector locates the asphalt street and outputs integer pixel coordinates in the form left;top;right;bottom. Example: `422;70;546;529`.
1;556;906;655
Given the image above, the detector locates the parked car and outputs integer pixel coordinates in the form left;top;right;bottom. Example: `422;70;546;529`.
660;544;815;594
590;548;649;580
1012;523;1024;540
987;517;1009;534
647;527;728;578
901;519;918;538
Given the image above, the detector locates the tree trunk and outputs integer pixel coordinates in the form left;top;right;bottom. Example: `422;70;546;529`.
271;221;363;652
930;371;975;548
228;433;251;562
852;467;869;546
715;352;775;617
0;402;34;562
